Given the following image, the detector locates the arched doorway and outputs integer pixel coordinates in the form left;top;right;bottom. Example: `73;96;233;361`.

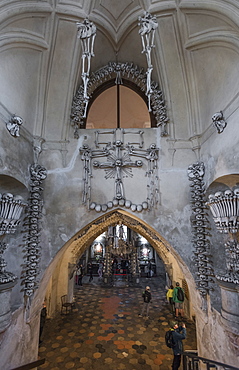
33;209;195;322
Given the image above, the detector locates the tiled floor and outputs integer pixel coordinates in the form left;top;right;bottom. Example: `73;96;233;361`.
38;275;197;369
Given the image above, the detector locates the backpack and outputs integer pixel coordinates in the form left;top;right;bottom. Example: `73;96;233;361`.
165;330;175;348
142;290;149;302
177;287;184;302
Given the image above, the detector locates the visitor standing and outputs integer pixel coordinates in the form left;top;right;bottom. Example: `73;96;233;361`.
170;321;186;370
166;284;175;314
76;264;83;286
98;260;103;280
39;302;47;345
138;286;152;319
147;261;152;278
88;261;93;282
173;282;185;318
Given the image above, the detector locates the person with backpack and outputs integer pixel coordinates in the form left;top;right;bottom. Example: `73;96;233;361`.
173;282;185;318
166;321;186;370
166;284;175;314
138;286;152;319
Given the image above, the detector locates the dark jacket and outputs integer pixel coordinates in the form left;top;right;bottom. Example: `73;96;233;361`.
143;289;152;303
171;326;186;355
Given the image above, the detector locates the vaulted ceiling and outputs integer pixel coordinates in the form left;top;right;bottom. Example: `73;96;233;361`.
1;0;239;141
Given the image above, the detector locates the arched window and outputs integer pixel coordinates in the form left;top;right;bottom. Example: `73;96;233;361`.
86;82;152;129
71;62;168;135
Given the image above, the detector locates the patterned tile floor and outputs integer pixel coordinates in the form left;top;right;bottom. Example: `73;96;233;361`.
38;275;197;369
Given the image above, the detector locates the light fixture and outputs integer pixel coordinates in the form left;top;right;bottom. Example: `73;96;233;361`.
107;224;134;256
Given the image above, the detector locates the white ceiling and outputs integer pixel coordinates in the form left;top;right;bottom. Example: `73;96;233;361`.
1;0;239;141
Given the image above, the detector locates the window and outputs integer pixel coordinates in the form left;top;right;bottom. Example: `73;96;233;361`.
86;84;151;129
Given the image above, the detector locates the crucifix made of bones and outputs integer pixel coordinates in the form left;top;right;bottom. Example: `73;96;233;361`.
80;130;159;212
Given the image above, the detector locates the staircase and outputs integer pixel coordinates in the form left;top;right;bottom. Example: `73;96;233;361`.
183;351;239;370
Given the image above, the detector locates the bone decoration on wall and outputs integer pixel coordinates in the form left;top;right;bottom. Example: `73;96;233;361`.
76;18;96;119
6;114;23;137
0;193;27;284
206;188;239;233
22;164;47;298
211;111;227;134
138;11;158;113
188;162;214;296
80;129;159;213
71;61;169;137
206;189;239;284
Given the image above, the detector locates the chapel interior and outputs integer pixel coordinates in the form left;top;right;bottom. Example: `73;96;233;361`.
0;0;239;369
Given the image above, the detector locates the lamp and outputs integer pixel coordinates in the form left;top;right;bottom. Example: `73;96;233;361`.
107;224;134;256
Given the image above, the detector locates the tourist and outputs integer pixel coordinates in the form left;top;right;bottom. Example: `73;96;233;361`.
166;284;175;314
173;282;185;318
76;264;83;286
88;261;93;282
170;321;186;370
138;286;152;319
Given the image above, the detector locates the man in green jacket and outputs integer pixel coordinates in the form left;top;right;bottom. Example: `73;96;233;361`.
173;282;185;318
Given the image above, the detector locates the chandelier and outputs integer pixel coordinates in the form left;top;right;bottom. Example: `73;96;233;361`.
107;224;134;256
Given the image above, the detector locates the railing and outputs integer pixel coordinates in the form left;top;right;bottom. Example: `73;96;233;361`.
9;358;45;370
183;351;239;370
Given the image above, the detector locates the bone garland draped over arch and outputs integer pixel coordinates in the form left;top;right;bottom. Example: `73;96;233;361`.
71;210;170;264
70;61;169;137
187;162;214;296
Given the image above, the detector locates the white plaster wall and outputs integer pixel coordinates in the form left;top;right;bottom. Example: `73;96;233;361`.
0;0;239;368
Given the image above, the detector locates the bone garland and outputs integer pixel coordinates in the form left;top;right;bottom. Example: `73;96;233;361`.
23;164;47;297
188;162;214;296
71;61;168;136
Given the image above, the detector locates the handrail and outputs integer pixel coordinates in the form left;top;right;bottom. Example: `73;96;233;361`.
9;358;45;370
183;352;239;370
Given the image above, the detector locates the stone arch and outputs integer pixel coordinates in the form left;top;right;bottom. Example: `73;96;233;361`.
31;209;197;320
70;209;173;265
